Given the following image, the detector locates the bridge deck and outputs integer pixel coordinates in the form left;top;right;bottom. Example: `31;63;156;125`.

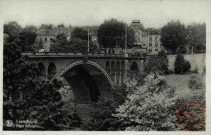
22;52;146;59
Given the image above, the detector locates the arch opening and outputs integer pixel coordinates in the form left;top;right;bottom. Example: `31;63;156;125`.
48;62;56;80
116;61;120;85
111;61;115;70
130;62;139;72
106;61;110;71
38;62;46;81
58;61;113;104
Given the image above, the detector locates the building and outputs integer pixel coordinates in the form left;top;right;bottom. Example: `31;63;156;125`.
129;20;162;55
36;27;72;52
147;34;161;55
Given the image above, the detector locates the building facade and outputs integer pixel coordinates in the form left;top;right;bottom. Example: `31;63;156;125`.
147;34;161;55
129;20;162;55
36;27;72;52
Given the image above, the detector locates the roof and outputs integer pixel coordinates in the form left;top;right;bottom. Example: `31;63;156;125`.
129;20;144;30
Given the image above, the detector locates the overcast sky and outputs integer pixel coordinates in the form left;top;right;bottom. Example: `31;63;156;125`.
2;0;210;28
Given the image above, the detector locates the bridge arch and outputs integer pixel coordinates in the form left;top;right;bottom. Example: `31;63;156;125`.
48;61;57;79
55;60;114;87
38;62;46;81
130;62;139;72
105;61;110;71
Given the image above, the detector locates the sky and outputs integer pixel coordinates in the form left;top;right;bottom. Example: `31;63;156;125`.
2;0;210;28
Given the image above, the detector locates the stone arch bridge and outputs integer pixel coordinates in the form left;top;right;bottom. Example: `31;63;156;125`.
22;52;146;103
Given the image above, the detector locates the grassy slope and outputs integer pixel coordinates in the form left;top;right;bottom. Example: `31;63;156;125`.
165;74;205;97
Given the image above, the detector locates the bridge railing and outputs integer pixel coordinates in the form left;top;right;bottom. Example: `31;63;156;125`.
21;52;147;58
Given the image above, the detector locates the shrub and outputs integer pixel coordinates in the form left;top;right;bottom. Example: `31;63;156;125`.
165;69;174;75
188;74;205;92
174;53;191;74
81;86;128;131
145;50;169;75
113;73;180;131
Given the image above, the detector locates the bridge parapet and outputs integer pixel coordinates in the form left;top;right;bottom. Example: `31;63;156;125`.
22;52;146;59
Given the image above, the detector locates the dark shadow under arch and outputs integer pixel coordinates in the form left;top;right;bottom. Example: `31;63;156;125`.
38;62;46;81
48;62;56;79
130;62;139;72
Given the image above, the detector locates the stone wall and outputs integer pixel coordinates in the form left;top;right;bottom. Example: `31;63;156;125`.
167;53;206;74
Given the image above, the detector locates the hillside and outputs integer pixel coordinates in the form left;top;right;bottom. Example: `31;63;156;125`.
165;74;205;97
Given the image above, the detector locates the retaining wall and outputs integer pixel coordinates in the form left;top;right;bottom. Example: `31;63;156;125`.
167;53;206;74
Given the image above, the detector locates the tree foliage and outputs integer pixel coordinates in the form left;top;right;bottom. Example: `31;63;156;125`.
71;27;89;41
98;19;135;48
3;40;39;122
26;80;71;130
50;29;98;53
114;73;180;131
145;50;169;74
161;21;187;53
174;53;191;74
18;28;37;52
81;86;128;131
4;21;21;43
186;23;206;53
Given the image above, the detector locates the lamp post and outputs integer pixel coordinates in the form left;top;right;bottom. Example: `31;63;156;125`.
87;26;90;53
125;24;127;55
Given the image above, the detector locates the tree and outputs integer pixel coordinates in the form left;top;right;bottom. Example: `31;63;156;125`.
4;21;21;42
161;21;187;53
127;27;135;47
18;28;37;52
186;23;206;53
50;33;71;52
98;19;135;48
69;38;87;53
32;40;43;52
147;28;161;35
71;27;89;41
81;86;128;131
24;25;38;33
57;24;65;27
3;41;39;122
26;80;69;130
145;50;169;74
50;28;97;53
114;73;180;131
174;53;191;74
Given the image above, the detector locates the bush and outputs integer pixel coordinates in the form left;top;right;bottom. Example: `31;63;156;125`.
113;73;180;131
189;74;205;91
81;86;128;131
145;50;168;75
165;69;174;75
174;53;191;74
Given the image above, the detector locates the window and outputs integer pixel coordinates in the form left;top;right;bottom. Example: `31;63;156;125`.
45;38;47;41
155;43;158;46
155;36;158;40
149;43;152;46
155;49;158;51
50;38;52;41
149;49;152;52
